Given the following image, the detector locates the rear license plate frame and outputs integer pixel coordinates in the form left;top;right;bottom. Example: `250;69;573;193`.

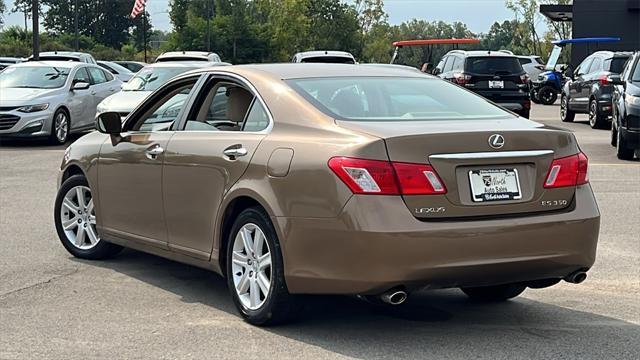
468;168;522;202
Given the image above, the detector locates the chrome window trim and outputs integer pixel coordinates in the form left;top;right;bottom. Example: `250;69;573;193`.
429;150;554;160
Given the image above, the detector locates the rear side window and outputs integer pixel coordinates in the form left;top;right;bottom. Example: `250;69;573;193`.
589;57;603;73
465;57;523;75
287;77;513;121
604;57;630;74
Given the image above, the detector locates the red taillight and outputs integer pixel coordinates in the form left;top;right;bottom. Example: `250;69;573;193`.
544;152;589;188
598;74;610;86
328;157;447;195
453;72;471;85
392;162;447;195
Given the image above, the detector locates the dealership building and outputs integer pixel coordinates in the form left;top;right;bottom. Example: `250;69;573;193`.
540;0;640;66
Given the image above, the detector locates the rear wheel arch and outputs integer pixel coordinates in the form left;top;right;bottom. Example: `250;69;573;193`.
218;195;276;277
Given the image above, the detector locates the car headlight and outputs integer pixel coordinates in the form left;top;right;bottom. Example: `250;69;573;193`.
626;94;640;106
17;103;49;113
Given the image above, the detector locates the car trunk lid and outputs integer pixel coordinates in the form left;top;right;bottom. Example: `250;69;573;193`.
336;119;580;219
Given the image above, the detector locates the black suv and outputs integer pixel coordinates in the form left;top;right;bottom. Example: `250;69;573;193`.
434;50;530;118
560;51;632;129
610;51;640;160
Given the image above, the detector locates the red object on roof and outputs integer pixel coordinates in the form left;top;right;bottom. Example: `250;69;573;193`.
392;39;481;47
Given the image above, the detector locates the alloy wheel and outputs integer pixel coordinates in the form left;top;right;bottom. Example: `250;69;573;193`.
55;112;69;143
231;223;272;310
589;101;597;127
60;185;99;250
561;97;567;119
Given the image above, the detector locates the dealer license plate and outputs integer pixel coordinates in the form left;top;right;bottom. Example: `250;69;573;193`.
469;169;522;202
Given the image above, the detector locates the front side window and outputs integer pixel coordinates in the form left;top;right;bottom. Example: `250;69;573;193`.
73;68;91;84
288;77;513;121
131;83;195;132
88;67;108;84
0;66;70;89
576;57;593;75
443;57;454;72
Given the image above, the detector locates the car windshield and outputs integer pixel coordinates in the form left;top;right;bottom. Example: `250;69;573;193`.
465;57;523;75
0;66;70;89
287;77;513;121
102;62;132;74
122;67;192;91
605;57;630;74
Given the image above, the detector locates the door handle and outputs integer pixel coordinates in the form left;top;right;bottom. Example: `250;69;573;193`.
223;145;248;160
91;91;97;96
145;144;164;160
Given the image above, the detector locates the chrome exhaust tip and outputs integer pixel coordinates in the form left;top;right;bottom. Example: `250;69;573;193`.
564;271;587;284
380;289;408;305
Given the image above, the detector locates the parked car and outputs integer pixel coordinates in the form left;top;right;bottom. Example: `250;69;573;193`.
560;50;632;129
517;55;545;79
96;62;216;118
97;60;134;82
610;51;640;160
113;60;146;73
292;51;356;64
55;64;599;326
27;51;97;64
0;61;121;144
155;51;222;63
434;50;531;118
0;57;24;71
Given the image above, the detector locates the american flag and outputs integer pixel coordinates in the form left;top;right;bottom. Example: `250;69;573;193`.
130;0;147;19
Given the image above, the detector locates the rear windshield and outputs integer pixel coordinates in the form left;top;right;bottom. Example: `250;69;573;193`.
301;56;355;64
465;57;523;75
604;57;630;74
287;77;513;121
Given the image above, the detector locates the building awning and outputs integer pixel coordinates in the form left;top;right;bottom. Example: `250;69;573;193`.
540;4;573;22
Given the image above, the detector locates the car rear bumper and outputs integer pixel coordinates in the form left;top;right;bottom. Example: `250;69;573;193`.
277;185;600;294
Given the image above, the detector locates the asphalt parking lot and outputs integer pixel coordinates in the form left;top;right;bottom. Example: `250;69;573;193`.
1;103;638;359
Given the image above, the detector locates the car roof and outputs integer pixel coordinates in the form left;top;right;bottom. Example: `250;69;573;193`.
295;51;355;59
38;51;91;57
188;63;431;80
142;61;225;69
590;50;634;58
9;60;91;69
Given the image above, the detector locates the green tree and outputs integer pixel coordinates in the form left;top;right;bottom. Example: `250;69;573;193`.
306;0;361;56
505;0;542;54
0;1;6;27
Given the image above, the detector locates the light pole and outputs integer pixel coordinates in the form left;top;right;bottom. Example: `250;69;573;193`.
206;0;211;52
32;0;39;60
74;0;79;51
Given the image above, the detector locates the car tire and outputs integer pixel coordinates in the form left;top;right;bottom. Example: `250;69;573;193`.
589;99;608;129
226;207;300;326
54;174;123;259
461;283;526;302
530;88;541;104
611;116;618;147
50;108;70;145
616;127;635;160
538;86;558;105
560;95;575;122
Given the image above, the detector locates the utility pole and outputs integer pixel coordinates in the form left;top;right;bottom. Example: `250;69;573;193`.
32;0;39;60
206;0;211;52
74;0;79;51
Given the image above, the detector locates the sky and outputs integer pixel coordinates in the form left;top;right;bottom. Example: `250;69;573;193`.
1;0;548;35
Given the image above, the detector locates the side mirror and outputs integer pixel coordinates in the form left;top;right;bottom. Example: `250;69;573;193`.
96;112;122;135
71;81;90;91
608;74;624;86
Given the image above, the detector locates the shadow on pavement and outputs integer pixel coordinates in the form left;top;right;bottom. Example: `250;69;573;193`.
82;248;640;359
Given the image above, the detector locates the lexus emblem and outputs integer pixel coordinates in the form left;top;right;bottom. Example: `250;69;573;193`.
488;134;505;149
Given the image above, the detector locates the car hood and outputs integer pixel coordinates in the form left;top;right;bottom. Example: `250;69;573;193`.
98;90;151;113
0;87;62;105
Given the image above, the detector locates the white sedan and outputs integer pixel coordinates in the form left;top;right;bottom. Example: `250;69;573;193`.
0;61;122;144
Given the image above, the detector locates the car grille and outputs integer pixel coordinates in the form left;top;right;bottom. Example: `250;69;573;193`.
0;106;19;112
0;114;21;130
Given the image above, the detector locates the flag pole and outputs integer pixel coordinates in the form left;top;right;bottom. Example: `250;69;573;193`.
143;3;148;63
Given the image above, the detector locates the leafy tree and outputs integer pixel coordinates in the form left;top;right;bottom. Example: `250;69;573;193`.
0;0;6;27
306;0;361;57
505;0;542;54
354;0;387;33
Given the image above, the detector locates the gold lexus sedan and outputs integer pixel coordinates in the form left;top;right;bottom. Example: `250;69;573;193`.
54;64;600;325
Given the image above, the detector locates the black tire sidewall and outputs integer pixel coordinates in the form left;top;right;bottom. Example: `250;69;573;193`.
539;86;557;105
561;95;574;122
225;207;292;325
54;174;121;259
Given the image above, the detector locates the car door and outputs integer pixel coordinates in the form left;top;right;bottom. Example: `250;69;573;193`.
161;74;270;259
67;67;93;131
441;56;455;81
569;57;593;111
584;56;603;100
96;76;201;248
